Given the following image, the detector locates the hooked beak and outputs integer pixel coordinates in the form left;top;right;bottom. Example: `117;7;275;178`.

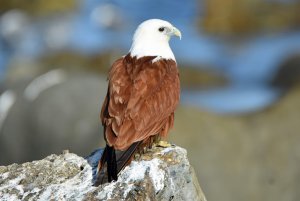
171;26;182;40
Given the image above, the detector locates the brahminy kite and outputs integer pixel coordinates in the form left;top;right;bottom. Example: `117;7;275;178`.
94;19;181;185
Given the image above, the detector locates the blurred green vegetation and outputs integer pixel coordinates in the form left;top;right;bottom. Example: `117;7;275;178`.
202;0;300;35
0;0;78;15
179;65;227;88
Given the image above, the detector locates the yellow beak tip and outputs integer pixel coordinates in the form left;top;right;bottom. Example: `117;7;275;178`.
172;27;182;40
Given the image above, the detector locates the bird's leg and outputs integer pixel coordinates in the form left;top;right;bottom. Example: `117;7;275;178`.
148;137;154;149
142;146;147;154
134;153;141;160
134;145;144;160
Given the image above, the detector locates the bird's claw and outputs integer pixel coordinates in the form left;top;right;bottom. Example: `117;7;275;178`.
156;140;171;148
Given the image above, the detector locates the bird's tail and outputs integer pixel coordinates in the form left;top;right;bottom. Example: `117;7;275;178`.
94;141;142;186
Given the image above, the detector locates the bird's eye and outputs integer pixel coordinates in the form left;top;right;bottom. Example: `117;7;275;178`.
158;27;165;32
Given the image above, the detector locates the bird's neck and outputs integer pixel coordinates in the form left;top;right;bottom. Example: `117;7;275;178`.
129;40;175;61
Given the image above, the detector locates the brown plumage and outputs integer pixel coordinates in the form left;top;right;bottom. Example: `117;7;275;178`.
102;54;179;150
94;19;181;186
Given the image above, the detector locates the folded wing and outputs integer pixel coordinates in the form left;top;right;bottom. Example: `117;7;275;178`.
101;54;180;150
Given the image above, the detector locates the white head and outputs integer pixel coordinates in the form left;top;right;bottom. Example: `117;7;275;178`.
129;19;181;61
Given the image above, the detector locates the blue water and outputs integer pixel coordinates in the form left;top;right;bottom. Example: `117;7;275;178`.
182;86;282;114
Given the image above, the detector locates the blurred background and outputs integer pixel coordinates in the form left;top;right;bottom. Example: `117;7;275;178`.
0;0;300;200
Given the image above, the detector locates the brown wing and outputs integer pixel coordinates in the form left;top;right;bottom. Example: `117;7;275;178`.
100;54;180;150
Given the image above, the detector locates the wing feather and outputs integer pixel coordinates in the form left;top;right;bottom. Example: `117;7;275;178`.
101;54;180;150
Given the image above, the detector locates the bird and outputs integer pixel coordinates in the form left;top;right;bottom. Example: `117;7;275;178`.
94;19;181;186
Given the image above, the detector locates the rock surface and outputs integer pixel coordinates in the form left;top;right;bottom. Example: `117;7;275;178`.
0;145;206;201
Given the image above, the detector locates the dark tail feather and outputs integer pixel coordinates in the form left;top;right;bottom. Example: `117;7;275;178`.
94;141;142;186
106;145;117;182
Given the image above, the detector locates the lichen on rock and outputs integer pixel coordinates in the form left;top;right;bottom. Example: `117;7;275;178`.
0;145;206;201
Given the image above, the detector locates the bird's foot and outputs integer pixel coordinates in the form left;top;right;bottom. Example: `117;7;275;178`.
156;140;171;148
134;152;141;160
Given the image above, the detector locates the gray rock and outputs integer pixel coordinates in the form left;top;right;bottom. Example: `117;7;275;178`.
0;145;206;201
0;70;107;165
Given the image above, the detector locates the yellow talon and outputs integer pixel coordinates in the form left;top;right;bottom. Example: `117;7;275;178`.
156;141;172;148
